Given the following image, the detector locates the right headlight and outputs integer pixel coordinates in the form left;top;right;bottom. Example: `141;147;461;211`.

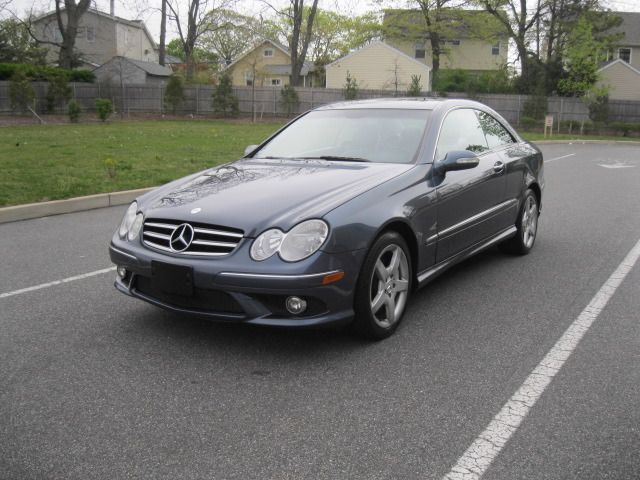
118;202;138;239
250;219;329;262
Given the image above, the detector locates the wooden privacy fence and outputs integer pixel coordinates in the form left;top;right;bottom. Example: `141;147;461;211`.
1;81;640;124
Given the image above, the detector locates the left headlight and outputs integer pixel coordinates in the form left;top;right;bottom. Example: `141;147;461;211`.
118;202;143;240
251;219;329;262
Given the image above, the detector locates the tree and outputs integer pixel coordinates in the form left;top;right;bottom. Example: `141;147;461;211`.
212;70;238;116
307;9;381;65
166;37;218;63
199;10;260;65
159;0;167;65
0;18;47;64
53;0;92;69
45;74;72;112
474;0;546;90
164;75;185;113
407;74;422;96
261;0;320;86
343;70;358;100
557;16;602;96
9;69;34;113
165;0;234;81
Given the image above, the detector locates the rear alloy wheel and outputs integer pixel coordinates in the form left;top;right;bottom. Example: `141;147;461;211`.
353;232;412;339
500;189;539;255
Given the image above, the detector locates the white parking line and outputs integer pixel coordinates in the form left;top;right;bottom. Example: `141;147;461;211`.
443;236;640;480
545;153;576;163
0;267;116;299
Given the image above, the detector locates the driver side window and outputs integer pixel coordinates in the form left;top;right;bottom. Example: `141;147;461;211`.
436;109;489;161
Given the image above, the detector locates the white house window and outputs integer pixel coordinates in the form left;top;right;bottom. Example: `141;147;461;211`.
264;48;274;57
449;39;461;46
414;42;426;59
86;26;95;42
76;26;85;39
492;42;500;55
618;47;631;63
270;78;281;86
244;71;254;86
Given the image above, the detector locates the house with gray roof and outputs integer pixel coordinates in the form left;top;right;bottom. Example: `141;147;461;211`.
92;57;172;86
224;39;315;87
597;12;640;101
32;7;158;68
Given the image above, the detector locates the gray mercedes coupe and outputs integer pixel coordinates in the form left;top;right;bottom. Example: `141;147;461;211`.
109;98;544;339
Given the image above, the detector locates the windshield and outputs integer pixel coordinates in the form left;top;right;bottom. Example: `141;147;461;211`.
253;108;431;164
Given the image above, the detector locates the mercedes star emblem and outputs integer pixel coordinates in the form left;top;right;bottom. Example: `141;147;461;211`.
169;223;194;252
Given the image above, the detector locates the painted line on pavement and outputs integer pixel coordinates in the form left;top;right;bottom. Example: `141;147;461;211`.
443;236;640;480
0;267;116;299
545;153;576;163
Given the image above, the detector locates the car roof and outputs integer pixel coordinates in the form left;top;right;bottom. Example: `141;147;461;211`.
314;97;488;111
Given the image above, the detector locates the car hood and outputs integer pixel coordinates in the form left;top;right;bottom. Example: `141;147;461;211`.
141;158;414;237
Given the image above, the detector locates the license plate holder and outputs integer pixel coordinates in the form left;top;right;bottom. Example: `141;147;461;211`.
151;261;194;296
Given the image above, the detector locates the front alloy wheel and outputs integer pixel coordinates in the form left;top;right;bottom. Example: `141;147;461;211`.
500;189;539;255
353;232;412;339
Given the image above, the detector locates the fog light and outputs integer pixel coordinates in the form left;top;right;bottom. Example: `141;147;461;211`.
117;265;127;279
286;296;307;315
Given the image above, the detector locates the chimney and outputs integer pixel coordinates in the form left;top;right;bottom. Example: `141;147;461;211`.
110;0;115;17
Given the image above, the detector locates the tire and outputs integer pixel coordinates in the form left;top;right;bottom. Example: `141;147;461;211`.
352;231;412;340
499;189;539;255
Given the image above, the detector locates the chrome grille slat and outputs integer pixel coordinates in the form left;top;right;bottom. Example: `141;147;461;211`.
143;231;171;240
142;218;244;257
192;239;237;248
194;227;243;238
144;222;177;230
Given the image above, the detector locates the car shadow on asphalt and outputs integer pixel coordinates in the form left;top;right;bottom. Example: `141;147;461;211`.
121;246;524;359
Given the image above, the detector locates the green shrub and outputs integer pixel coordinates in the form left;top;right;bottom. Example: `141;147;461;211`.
343;71;359;100
46;75;72;113
212;71;239;116
9;70;35;113
280;84;299;115
519;116;539;130
522;92;548;121
587;94;609;124
406;74;422;96
164;75;185;114
0;63;94;82
95;98;113;122
68;99;81;123
609;122;640;136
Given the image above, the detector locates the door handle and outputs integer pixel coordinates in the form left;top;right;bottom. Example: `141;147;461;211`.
493;161;505;174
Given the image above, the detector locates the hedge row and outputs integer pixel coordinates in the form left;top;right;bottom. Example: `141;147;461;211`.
0;63;94;83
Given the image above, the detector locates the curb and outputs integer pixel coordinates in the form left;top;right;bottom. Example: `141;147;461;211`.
0;187;155;224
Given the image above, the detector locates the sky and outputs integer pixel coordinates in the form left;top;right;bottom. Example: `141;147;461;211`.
4;0;640;44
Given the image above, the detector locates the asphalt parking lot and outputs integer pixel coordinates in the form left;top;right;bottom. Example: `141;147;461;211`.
1;142;639;480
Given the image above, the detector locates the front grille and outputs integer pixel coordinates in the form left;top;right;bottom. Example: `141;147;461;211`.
134;276;244;314
142;218;244;257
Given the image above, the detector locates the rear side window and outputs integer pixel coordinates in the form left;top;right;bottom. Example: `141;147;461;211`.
436;109;488;161
478;111;515;149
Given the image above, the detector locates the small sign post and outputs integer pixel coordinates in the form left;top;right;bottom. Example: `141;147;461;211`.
544;115;554;138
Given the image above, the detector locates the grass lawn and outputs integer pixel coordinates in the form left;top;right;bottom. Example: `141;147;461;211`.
2;119;637;208
0;120;283;207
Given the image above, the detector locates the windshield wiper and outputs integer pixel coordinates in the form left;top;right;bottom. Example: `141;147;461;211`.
300;155;371;162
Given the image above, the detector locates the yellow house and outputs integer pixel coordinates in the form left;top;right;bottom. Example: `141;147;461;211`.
224;39;314;87
383;9;509;74
326;41;431;92
597;59;640;101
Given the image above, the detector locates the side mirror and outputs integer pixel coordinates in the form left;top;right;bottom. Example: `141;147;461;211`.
435;150;479;176
244;144;258;156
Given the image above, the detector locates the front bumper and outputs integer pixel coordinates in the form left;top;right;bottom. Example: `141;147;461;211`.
109;237;364;328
